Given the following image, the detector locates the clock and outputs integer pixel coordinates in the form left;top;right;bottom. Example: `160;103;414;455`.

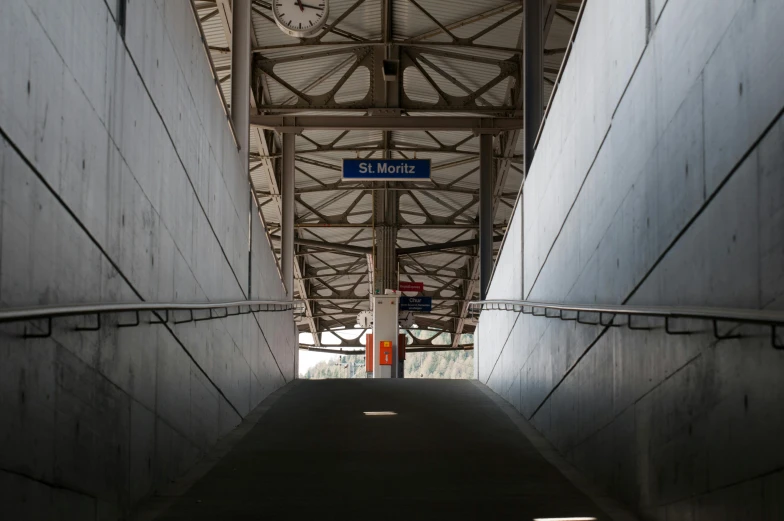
272;0;330;38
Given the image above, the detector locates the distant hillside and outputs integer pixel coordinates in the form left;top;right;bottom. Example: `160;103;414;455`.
302;350;474;380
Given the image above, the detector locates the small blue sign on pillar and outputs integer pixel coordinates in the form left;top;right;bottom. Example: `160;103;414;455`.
399;296;432;313
342;159;431;181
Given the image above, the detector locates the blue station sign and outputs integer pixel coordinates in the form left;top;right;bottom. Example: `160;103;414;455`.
400;296;432;313
342;159;431;181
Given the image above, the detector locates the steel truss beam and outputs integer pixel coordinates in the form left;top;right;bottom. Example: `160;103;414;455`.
250;115;524;133
204;0;581;340
304;269;470;280
398;47;520;111
257;186;521;196
397;236;504;255
406;2;522;43
267;223;508;230
272;235;505;257
251;145;524;162
252;0;521;113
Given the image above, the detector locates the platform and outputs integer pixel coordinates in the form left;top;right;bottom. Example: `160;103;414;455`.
147;380;610;520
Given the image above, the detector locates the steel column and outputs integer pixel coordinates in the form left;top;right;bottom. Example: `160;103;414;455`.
524;0;544;173
374;218;398;292
282;132;295;296
231;0;251;296
230;0;250;155
479;134;494;300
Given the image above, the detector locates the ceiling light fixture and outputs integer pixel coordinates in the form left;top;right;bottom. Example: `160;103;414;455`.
363;411;397;416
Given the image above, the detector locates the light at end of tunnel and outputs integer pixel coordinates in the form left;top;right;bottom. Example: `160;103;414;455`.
363;411;397;416
533;518;597;521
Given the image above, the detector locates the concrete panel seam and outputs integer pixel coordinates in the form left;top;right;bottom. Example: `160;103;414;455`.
160;320;244;419
654;465;784;511
118;12;290;380
1;6;290;389
525;123;613;299
0;129;246;420
0;467;97;503
130;380;302;521
483;310;523;385
523;0;756;303
9;317;228;458
19;0;218;311
116;17;248;299
569;351;703;452
471;381;641;521
6;2;235;302
253;314;287;383
0;128;144;306
620;104;784;306
610;36;651;123
529;323;611;421
653;0;670;27
206;312;286;386
132;392;206;457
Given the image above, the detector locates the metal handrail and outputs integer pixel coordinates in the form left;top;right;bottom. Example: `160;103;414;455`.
0;300;300;322
0;299;304;339
469;299;784;349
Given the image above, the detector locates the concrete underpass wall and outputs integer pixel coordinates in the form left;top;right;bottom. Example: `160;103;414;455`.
477;0;784;518
0;0;295;518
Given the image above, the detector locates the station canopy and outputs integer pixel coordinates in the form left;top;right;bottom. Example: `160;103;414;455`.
194;0;581;352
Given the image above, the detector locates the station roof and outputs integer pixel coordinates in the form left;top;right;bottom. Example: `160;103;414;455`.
193;0;581;351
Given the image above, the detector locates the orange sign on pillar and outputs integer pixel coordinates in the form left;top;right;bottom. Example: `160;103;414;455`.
379;341;393;365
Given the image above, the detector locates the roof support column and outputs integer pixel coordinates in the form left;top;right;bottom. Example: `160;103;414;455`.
373;200;398;293
479;133;494;300
230;0;250;159
282;131;295;297
372;0;400;297
231;0;251;296
524;0;544;173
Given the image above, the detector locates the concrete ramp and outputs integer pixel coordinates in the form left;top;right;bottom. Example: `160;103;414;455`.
145;380;620;520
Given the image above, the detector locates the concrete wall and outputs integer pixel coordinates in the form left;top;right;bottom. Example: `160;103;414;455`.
0;0;296;518
477;0;784;518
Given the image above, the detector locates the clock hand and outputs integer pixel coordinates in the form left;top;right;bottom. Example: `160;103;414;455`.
299;2;324;8
296;0;304;12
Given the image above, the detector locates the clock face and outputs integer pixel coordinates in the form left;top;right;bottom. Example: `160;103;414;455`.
272;0;329;38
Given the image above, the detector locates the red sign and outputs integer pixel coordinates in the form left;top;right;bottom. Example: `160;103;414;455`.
399;281;424;292
379;341;393;365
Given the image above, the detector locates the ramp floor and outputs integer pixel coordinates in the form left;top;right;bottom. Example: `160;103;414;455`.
150;379;611;520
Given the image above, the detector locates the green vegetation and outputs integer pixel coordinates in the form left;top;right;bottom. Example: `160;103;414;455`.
302;350;474;380
403;350;474;379
302;329;474;379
